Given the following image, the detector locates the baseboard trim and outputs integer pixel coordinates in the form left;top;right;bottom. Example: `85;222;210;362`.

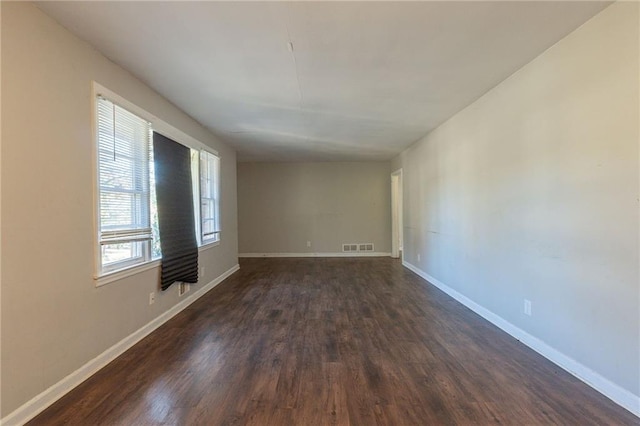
239;252;391;258
402;260;640;418
0;263;240;426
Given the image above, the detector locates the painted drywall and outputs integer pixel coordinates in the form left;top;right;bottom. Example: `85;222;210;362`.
238;162;391;255
1;2;238;416
392;2;639;399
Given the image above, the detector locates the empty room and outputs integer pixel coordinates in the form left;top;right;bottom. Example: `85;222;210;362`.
1;1;639;425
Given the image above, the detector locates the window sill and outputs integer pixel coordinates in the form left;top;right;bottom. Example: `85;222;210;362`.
95;243;218;287
198;240;220;252
95;260;161;287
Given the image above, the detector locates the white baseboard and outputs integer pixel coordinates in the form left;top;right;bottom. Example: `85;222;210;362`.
239;252;391;258
402;260;640;418
0;264;240;426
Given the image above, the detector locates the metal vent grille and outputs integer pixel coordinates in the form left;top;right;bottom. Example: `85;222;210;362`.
343;243;374;252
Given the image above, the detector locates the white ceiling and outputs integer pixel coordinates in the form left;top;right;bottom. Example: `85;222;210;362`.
37;1;609;162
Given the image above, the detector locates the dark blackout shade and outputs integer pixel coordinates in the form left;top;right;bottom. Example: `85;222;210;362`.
153;132;198;290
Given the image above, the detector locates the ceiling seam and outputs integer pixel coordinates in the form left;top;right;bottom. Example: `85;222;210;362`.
284;22;304;109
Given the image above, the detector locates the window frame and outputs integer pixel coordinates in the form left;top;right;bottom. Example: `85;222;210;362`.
92;82;221;286
96;96;154;275
199;150;221;246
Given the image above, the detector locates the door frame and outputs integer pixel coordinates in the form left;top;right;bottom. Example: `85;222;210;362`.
391;168;403;259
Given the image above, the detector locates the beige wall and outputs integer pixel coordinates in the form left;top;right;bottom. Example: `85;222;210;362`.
392;2;639;398
238;162;391;255
1;2;238;416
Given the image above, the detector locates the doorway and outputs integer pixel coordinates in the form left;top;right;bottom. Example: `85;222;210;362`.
391;169;403;259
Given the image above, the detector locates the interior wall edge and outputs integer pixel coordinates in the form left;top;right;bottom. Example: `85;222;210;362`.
238;252;392;258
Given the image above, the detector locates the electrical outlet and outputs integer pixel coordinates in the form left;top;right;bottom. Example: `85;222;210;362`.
307;241;311;247
178;282;190;297
199;267;205;279
524;299;532;316
417;253;421;262
149;292;155;305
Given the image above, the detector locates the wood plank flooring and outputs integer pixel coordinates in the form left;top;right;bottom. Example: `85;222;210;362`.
29;258;638;425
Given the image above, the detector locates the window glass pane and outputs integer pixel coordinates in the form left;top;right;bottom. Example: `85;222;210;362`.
99;191;147;229
101;241;143;266
199;151;220;243
149;143;161;259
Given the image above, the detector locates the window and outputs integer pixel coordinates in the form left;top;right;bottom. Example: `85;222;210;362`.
94;86;221;280
96;97;154;273
200;150;221;244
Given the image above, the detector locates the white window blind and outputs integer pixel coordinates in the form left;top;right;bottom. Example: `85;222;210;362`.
200;150;220;243
97;96;152;272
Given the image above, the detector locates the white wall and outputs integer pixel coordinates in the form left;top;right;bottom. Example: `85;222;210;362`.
1;2;238;416
392;1;639;403
238;162;391;255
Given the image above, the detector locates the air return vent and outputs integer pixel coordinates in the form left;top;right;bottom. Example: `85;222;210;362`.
359;243;374;252
343;243;374;252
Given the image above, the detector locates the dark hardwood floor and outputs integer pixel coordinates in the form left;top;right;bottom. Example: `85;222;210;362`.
29;258;638;425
